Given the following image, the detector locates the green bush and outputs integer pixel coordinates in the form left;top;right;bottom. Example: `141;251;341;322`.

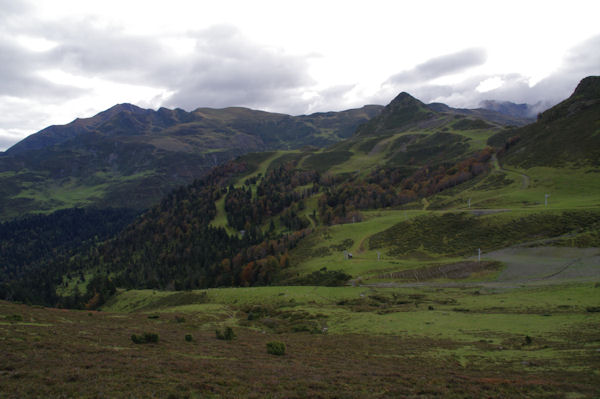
5;314;23;322
266;341;286;356
215;327;236;341
185;334;193;342
131;332;159;344
147;314;160;319
285;267;351;286
175;316;186;323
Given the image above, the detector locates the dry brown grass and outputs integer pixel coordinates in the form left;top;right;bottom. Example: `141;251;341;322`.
1;300;598;398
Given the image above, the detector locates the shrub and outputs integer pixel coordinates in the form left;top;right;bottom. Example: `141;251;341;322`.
285;267;351;286
131;332;159;344
215;327;236;341
147;314;160;319
185;334;193;342
175;316;186;323
266;341;286;356
5;314;23;322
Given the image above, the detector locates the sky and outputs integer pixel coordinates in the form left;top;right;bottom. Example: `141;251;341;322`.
1;0;599;151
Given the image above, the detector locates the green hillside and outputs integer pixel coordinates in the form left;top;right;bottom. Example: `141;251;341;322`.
490;75;600;168
0;104;382;220
2;77;599;307
1;78;599;398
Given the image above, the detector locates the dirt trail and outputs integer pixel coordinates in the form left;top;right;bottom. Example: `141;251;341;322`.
491;154;530;189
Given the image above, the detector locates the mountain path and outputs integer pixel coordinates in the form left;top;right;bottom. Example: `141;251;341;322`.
491;154;530;189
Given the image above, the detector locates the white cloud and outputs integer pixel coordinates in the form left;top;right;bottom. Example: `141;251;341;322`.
476;77;504;93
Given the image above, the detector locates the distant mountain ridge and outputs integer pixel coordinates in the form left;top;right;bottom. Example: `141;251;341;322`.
0;104;382;219
479;100;537;120
429;101;535;126
6;104;384;155
0;89;555;220
2;76;599;305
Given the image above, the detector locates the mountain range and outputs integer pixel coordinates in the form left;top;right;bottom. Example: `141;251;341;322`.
0;104;382;219
2;75;598;306
0;97;534;220
0;76;598;399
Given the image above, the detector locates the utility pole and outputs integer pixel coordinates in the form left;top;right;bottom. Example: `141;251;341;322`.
478;248;481;263
377;251;381;261
545;194;550;207
468;198;471;209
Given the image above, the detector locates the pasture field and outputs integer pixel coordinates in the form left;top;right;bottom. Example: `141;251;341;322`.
431;166;600;210
287;205;600;284
1;281;599;398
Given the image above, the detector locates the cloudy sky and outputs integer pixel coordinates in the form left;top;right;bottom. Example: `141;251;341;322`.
1;0;599;151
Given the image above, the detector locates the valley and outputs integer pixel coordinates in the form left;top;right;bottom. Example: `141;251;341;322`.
0;77;599;397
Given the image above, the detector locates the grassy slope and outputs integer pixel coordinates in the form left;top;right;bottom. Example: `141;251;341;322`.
311;117;503;178
4;88;599;396
1;169;160;218
1;161;598;398
3;281;598;397
209;132;600;284
430;165;600;210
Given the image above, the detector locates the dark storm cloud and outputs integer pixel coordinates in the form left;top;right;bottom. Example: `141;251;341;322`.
386;48;487;85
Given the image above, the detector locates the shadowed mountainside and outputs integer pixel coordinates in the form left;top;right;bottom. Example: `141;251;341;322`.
0;104;382;219
489;75;600;167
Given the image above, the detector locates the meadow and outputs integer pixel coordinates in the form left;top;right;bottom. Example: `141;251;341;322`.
2;105;600;397
1;281;599;398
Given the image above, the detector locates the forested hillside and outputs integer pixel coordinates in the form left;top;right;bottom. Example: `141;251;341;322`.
1;77;598;309
0;208;138;304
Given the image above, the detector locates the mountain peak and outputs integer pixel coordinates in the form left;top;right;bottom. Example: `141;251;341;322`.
494;75;600;168
356;91;434;136
389;92;424;107
572;76;600;99
107;103;143;112
98;103;145;119
536;76;600;125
